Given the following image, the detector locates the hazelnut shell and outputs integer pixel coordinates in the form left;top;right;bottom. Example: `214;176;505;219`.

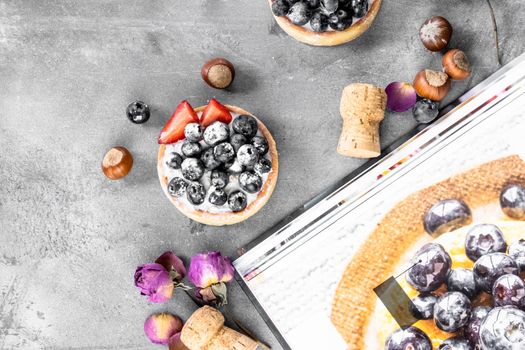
413;69;451;102
442;49;471;80
102;146;133;180
201;58;235;89
419;16;453;52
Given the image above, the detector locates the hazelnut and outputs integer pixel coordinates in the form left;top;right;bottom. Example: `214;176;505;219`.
413;69;451;102
442;49;471;80
201;58;235;89
419;16;453;52
102;146;133;180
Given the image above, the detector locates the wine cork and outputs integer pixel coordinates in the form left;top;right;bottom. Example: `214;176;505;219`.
180;306;259;350
337;83;387;158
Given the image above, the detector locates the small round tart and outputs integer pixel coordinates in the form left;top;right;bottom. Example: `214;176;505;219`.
268;0;382;46
331;155;525;349
157;105;279;226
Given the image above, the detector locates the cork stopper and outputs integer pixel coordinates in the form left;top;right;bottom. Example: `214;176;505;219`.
337;83;387;158
180;306;258;350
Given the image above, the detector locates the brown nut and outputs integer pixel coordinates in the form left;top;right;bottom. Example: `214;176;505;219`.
102;146;133;180
442;49;471;80
419;16;453;52
413;69;451;101
201;58;235;89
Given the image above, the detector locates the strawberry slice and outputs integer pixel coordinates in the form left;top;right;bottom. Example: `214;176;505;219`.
200;99;233;127
158;100;199;144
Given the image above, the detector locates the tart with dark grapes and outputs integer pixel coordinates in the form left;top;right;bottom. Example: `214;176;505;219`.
269;0;382;46
157;99;278;226
331;156;525;349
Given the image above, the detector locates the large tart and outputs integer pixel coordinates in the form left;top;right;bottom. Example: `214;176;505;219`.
269;0;382;46
157;100;278;226
331;155;525;349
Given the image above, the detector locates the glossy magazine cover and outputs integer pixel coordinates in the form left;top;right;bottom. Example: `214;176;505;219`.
234;53;525;349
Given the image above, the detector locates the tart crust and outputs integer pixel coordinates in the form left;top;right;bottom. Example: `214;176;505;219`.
331;155;525;349
268;0;383;46
157;105;279;226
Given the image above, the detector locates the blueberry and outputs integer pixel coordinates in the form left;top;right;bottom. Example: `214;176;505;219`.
184;123;203;142
385;327;431;350
321;0;339;13
287;2;311;26
166;152;183;169
492;274;525;309
473;253;520;293
329;9;352;31
412;99;439;124
254;158;272;175
271;0;289;16
167;177;187;198
232;115;258;138
222;159;245;174
500;184;525;220
437;337;472;350
200;148;221;170
465;224;507;262
237;144;259;167
446;268;479;299
181;158;205;181
423;199;472;236
228;191;248;212
409;293;437;320
203;121;230;146
230;133;247;153
186;182;206;205
310;11;329;32
210;170;229;189
433;292;471;333
251;136;269;155
208;188;227;206
509;239;525;271
213;142;235;163
126;100;150;124
181;141;202;157
406;243;452;292
350;0;368;18
465;306;491;346
239;171;263;194
479;306;525;349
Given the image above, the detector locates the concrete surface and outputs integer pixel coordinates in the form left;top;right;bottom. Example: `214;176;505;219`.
0;0;524;349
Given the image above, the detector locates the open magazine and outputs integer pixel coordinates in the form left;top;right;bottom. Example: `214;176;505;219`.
233;53;525;349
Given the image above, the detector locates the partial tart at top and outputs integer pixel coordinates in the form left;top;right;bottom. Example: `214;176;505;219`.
269;0;382;46
157;99;278;226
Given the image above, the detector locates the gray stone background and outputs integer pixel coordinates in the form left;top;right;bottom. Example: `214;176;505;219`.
1;0;524;349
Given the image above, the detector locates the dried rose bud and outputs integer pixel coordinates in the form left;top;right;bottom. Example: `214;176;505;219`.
155;251;187;283
134;263;174;303
144;313;183;345
169;332;189;350
188;251;234;288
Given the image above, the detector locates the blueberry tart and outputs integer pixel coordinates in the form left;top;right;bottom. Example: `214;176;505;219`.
331;156;525;349
269;0;382;46
157;99;279;226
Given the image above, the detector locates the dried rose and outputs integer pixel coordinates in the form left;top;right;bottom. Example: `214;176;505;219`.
188;251;234;288
144;313;183;345
168;332;189;350
155;251;187;284
188;251;234;307
134;263;174;303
